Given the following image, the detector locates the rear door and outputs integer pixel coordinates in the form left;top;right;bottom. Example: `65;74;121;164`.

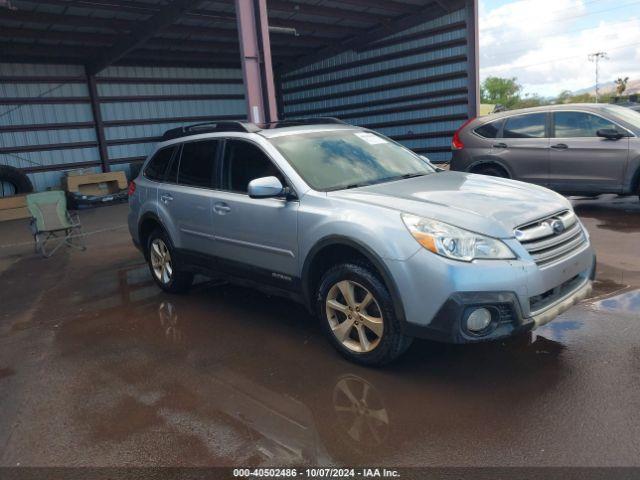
493;112;550;186
548;111;629;193
158;139;220;255
208;138;299;283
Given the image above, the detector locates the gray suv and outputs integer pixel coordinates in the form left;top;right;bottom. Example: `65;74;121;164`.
128;119;595;365
450;104;640;197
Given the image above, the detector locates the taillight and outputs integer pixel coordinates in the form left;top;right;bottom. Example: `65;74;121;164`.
128;180;136;196
452;117;475;150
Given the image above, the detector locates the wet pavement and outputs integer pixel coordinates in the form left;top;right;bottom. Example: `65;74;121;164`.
0;196;639;467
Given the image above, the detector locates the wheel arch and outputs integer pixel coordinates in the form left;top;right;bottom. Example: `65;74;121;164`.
301;236;406;325
467;158;513;178
138;211;166;257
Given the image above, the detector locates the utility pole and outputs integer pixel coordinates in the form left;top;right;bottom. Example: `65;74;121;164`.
588;51;608;103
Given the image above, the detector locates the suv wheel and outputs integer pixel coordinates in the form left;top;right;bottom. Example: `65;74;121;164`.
147;228;193;293
317;263;412;366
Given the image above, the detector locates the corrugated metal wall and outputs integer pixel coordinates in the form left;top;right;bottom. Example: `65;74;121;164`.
0;64;246;191
0;63;99;192
278;7;473;163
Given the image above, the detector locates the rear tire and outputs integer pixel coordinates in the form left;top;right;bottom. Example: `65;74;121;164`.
146;228;193;294
316;262;412;366
0;165;33;196
473;164;509;178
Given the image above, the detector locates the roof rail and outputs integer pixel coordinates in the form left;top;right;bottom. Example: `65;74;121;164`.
161;117;348;141
259;117;346;128
161;121;261;141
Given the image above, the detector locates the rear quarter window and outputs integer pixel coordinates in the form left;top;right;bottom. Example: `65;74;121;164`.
144;147;176;181
473;120;501;138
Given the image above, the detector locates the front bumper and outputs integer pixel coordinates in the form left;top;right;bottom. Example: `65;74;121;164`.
390;238;596;343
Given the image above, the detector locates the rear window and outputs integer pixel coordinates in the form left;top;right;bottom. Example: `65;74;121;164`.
503;113;546;138
144;147;175;181
474;120;501;138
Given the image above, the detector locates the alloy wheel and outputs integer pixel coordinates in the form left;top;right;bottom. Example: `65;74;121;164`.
325;280;384;353
150;238;173;284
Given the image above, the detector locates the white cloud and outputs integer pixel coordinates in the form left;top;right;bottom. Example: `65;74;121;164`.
479;0;640;96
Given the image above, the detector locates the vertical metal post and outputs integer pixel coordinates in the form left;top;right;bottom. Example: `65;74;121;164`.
235;0;278;124
465;0;479;119
86;68;110;172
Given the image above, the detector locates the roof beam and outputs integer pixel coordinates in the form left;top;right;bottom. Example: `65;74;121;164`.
0;9;134;31
325;0;417;14
86;0;203;75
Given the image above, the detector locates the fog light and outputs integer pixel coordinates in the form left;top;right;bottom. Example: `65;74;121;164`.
467;307;492;332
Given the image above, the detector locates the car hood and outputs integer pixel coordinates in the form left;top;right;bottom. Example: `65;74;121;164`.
328;171;572;238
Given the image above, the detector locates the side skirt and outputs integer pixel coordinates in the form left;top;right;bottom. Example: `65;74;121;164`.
175;248;306;306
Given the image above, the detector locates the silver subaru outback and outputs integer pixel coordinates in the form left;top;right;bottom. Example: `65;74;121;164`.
128;119;595;366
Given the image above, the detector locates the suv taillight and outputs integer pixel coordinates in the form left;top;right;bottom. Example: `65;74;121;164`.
128;180;136;196
452;117;475;150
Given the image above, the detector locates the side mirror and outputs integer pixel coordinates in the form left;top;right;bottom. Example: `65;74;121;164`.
420;155;445;172
597;128;624;140
248;176;285;199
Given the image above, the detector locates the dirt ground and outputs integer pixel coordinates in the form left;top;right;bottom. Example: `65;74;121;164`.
0;195;639;467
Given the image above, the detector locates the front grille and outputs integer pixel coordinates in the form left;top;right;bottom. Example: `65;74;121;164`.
515;210;587;267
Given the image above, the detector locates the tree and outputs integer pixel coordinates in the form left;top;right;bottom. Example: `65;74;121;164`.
480;77;522;108
615;77;629;95
556;90;573;104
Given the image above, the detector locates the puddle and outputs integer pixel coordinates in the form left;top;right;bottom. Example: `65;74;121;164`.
588;289;640;317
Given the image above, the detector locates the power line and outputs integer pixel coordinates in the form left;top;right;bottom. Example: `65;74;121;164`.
480;18;639;59
481;40;640;72
480;0;640;34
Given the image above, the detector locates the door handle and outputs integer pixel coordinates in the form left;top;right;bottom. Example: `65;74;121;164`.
492;142;508;149
213;202;231;214
160;193;173;203
550;143;568;150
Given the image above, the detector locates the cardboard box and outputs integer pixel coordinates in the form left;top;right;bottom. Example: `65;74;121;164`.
0;194;29;222
63;171;128;196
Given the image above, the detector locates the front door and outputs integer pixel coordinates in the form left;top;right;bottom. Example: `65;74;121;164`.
548;111;629;193
209;138;299;285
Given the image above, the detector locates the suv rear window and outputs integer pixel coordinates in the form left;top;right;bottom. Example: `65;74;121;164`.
178;140;219;188
503;113;546;138
144;147;175;181
474;120;501;138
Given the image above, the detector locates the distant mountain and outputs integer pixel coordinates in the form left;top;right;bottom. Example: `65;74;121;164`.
572;78;640;96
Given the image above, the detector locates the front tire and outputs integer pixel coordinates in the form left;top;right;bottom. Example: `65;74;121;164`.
316;263;412;366
146;228;193;294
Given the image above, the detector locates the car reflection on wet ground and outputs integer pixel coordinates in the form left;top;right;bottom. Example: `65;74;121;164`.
0;195;639;467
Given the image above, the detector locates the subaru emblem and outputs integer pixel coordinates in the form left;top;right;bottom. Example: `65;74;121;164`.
551;219;565;235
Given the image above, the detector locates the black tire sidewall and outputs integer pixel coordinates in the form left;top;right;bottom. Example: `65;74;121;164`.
316;263;408;366
477;165;507;178
0;165;33;195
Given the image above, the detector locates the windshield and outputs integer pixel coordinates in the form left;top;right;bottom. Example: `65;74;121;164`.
604;105;640;130
268;130;435;191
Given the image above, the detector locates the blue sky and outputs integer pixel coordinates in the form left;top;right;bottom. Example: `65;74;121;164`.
479;0;640;96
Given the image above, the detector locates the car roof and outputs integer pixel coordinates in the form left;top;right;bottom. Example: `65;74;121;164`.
482;103;623;120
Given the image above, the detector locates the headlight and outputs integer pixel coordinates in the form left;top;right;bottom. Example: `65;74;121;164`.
401;214;515;262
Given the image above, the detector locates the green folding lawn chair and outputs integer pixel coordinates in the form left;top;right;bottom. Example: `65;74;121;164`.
26;190;86;258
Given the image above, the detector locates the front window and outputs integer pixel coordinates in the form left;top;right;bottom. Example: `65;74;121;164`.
554;111;621;138
268;130;435;191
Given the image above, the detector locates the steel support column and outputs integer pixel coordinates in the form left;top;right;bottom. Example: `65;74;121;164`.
465;0;480;119
235;0;278;124
86;69;110;172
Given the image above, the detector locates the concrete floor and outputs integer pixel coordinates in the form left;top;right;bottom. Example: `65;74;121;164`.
0;196;639;467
